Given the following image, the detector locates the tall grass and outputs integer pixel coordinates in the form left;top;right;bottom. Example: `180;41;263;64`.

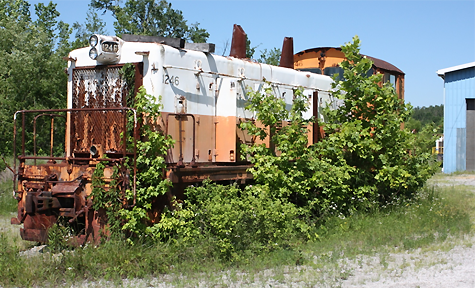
308;185;472;253
0;179;16;216
0;183;473;287
0;156;16;216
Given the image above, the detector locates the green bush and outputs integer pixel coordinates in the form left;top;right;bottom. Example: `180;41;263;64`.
149;181;310;259
319;36;439;206
239;36;438;220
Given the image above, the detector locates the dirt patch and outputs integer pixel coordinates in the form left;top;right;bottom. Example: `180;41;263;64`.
429;173;475;188
341;236;475;287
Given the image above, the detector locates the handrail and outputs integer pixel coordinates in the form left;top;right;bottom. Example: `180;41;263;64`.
13;107;138;206
32;113;66;165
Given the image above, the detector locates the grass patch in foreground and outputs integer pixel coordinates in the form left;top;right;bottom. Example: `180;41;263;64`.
0;179;16;216
0;184;473;287
307;185;472;254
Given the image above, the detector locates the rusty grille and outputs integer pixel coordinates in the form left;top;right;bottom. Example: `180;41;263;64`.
71;66;129;154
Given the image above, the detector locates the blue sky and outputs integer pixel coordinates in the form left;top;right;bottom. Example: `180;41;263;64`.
30;0;475;108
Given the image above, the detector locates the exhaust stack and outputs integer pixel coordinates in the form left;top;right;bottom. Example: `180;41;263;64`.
279;37;294;69
229;24;246;59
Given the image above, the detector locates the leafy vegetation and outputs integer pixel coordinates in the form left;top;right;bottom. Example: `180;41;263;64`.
91;0;209;42
87;85;174;240
238;36;439;218
153;181;308;260
120;86;174;237
89;37;438;257
70;5;108;49
0;0;448;284
404;105;443;155
405;105;444;133
0;0;70;155
245;34;281;64
257;47;281;66
0;180;472;287
318;37;439;206
406;105;444;132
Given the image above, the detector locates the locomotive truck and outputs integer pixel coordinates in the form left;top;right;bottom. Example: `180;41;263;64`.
10;25;333;243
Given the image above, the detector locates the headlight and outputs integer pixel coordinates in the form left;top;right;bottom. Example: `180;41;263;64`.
90;145;98;157
87;35;123;64
89;48;98;60
89;35;98;47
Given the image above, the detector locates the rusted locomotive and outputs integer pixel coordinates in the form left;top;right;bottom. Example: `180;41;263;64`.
10;25;333;243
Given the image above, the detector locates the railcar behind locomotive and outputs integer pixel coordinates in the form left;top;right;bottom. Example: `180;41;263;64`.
10;25;333;243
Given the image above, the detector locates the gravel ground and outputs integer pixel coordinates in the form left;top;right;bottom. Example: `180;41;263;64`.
340;237;475;288
431;173;475;187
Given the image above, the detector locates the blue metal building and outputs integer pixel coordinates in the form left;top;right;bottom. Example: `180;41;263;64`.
437;62;475;173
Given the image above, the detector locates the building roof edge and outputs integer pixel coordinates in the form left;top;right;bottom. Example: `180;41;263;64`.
437;62;475;78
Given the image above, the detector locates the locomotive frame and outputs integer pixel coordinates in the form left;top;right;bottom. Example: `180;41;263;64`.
10;25;333;243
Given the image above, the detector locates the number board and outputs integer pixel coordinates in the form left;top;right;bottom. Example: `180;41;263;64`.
102;41;119;53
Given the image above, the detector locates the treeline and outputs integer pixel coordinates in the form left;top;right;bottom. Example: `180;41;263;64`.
406;105;444;133
0;1;69;157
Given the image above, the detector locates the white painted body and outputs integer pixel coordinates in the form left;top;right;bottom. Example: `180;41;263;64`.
67;38;333;163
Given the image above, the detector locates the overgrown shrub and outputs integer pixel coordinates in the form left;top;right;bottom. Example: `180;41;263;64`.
122;86;174;236
150;181;310;259
319;36;439;206
239;36;439;219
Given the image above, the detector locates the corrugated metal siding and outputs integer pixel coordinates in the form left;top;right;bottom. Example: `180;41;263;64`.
443;67;475;173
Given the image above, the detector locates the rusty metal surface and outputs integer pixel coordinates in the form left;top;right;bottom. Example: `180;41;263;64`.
13;107;137;160
280;37;294;68
229;24;246;59
72;66;128;155
12;160;121;243
295;47;405;75
364;55;404;75
13;107;137;205
165;113;197;167
22;214;57;242
12;106;138;243
32;114;66;163
167;164;253;184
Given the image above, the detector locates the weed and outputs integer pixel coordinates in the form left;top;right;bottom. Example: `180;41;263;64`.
0;178;15;216
47;220;74;253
